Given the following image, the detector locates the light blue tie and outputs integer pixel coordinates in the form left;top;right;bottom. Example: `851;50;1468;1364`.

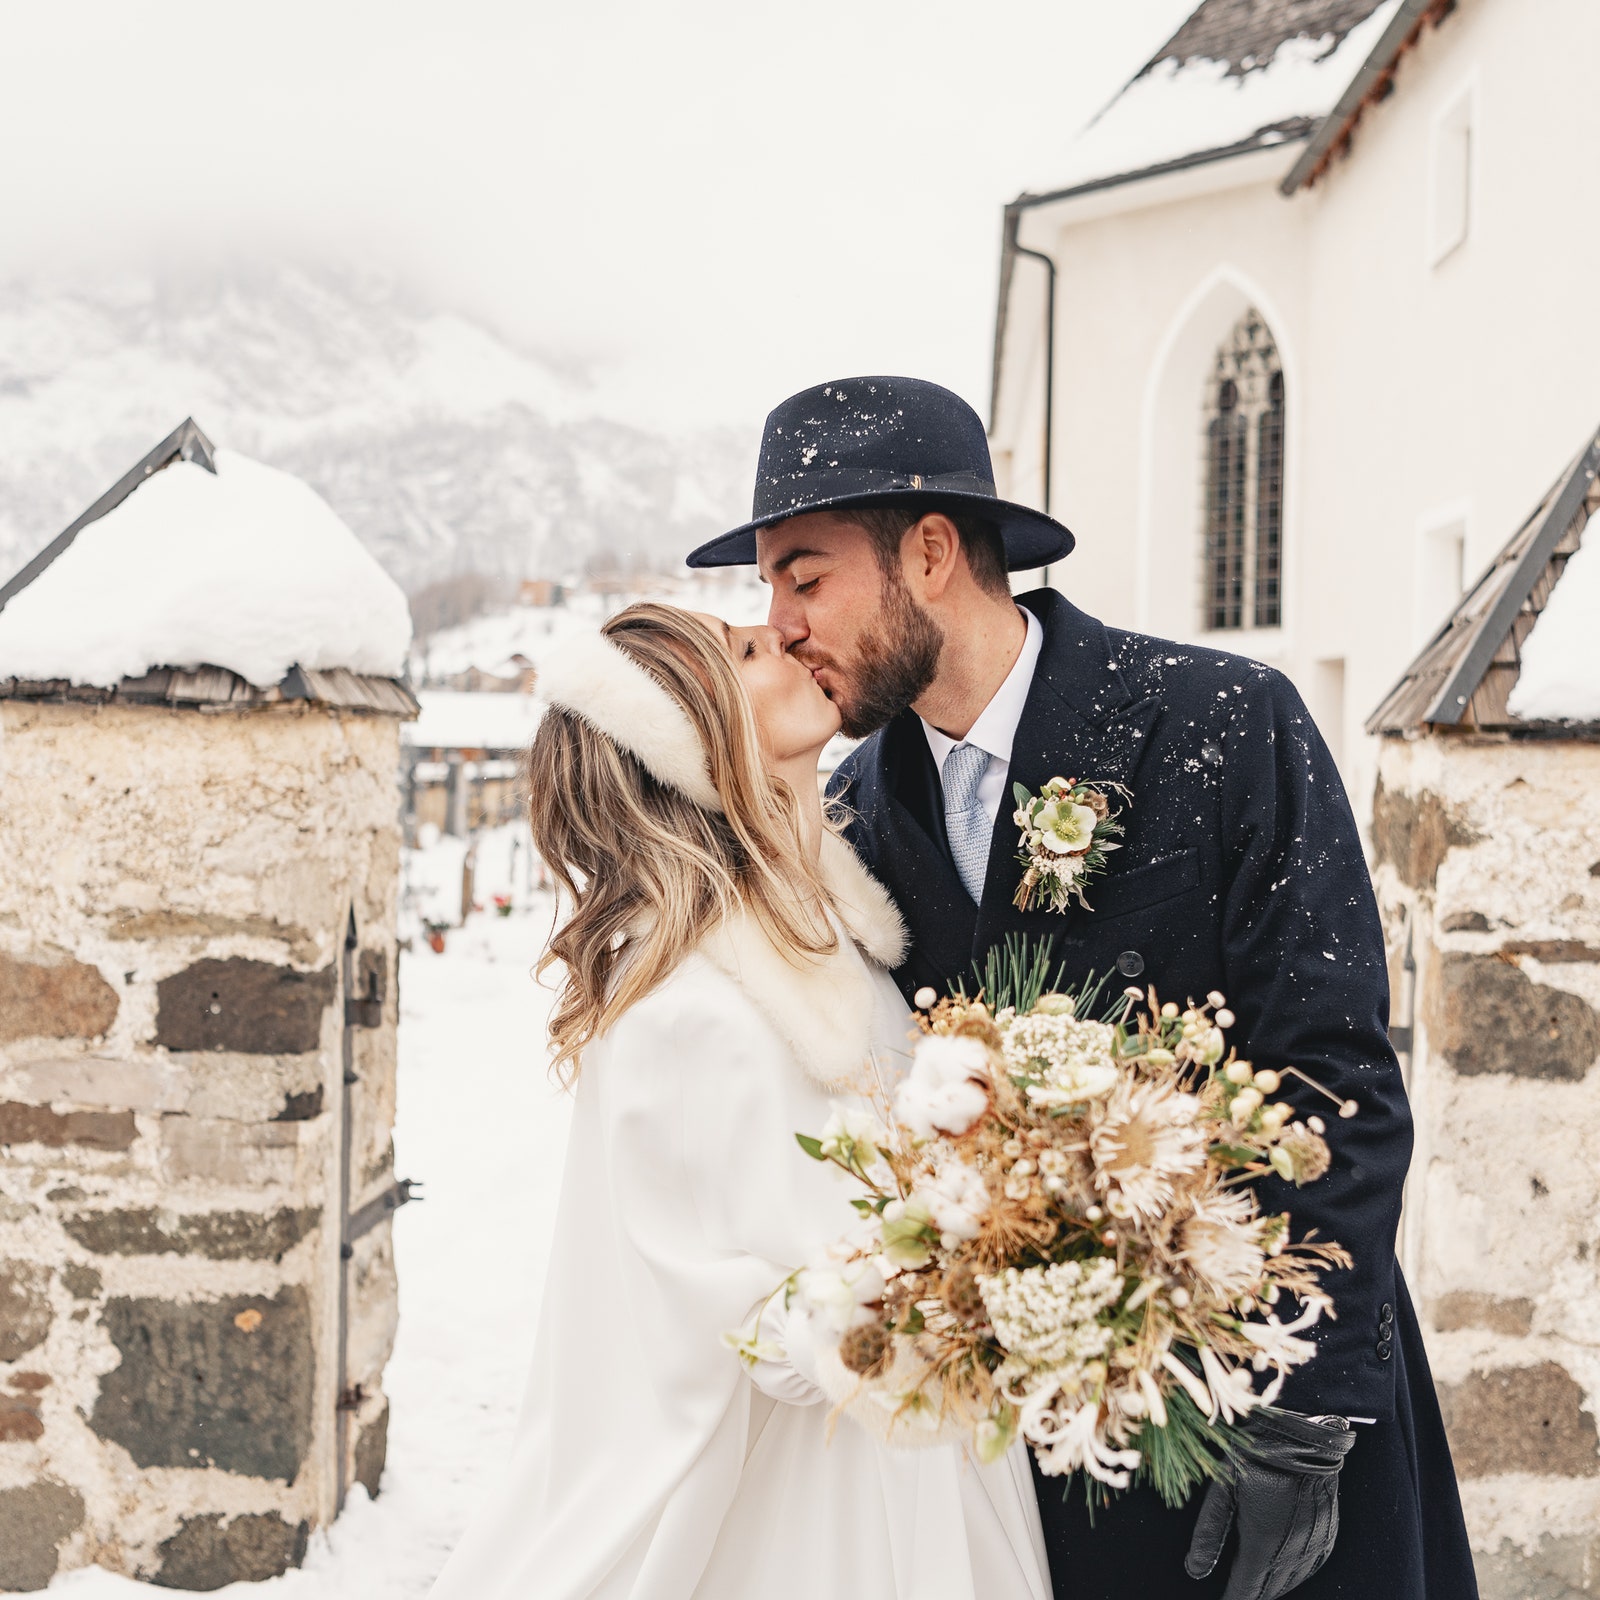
942;742;992;904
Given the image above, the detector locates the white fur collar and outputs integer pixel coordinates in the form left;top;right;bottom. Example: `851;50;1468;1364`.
699;834;908;1088
538;630;721;811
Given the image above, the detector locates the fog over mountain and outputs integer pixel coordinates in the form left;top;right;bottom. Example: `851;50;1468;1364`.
0;268;753;603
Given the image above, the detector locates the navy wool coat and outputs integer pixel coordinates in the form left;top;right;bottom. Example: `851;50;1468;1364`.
831;589;1475;1599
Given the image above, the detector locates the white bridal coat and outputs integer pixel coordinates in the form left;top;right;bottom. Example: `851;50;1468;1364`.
429;836;1050;1600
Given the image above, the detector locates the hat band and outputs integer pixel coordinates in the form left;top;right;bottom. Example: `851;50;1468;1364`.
753;466;995;515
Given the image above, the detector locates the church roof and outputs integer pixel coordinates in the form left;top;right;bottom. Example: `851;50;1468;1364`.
1026;0;1401;202
1368;426;1600;736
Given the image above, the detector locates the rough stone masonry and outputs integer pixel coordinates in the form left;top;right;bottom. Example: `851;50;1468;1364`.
1373;735;1600;1600
0;697;404;1589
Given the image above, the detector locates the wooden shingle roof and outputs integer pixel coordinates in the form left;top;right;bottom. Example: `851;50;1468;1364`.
1367;426;1600;736
1151;0;1392;79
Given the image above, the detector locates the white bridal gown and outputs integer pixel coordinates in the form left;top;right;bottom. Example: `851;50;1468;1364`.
428;838;1050;1600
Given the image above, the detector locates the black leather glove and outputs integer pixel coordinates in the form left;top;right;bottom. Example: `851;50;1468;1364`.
1184;1408;1356;1600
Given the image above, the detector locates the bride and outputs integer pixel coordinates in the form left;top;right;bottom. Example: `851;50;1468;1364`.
427;603;1048;1600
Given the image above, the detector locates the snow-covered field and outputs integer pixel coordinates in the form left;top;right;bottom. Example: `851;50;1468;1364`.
52;844;572;1596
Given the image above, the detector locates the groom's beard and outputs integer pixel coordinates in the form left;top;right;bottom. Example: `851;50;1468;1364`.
802;573;944;739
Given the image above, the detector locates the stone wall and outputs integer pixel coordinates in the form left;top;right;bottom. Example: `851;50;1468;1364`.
1373;735;1600;1599
0;699;403;1589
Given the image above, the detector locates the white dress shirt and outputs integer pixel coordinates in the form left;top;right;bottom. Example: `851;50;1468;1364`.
920;608;1044;826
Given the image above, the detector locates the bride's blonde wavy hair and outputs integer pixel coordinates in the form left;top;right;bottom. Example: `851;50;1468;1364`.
528;602;840;1083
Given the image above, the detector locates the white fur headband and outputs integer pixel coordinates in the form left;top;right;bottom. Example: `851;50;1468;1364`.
537;630;722;812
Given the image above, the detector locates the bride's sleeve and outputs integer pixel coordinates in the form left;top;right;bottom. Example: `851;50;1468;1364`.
598;981;828;1412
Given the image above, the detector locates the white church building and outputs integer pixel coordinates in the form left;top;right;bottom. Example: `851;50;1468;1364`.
990;0;1600;821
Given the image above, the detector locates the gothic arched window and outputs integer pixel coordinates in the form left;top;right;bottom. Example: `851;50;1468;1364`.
1202;311;1284;630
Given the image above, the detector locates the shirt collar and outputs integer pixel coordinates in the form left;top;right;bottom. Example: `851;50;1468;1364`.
920;607;1044;770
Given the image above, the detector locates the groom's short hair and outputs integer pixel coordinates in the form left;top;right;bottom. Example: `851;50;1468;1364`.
843;508;1011;599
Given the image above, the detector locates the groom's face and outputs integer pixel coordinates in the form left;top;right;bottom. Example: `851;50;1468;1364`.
757;512;943;739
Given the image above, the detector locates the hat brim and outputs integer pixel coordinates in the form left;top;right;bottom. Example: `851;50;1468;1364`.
685;489;1075;571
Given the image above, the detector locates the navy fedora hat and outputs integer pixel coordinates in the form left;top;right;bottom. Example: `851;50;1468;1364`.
686;375;1074;570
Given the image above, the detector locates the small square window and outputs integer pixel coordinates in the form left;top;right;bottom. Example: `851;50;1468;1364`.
1430;84;1473;265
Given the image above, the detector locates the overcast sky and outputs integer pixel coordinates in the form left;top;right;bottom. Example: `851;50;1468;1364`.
0;1;1193;432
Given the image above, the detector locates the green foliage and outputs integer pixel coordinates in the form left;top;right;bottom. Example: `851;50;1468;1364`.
794;1133;825;1161
963;932;1066;1013
960;932;1112;1022
1135;1384;1234;1508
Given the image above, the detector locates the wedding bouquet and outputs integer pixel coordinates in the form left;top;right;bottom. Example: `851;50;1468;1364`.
734;940;1354;1508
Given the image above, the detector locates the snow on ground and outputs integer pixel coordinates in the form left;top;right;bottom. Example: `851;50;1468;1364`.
1507;525;1600;723
1039;0;1399;192
52;832;570;1597
0;450;411;688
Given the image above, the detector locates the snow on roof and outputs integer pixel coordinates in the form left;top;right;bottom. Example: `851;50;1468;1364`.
1038;0;1399;196
403;689;545;753
0;447;411;689
1506;525;1600;724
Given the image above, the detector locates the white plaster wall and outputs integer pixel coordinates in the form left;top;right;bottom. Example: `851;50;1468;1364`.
992;0;1600;826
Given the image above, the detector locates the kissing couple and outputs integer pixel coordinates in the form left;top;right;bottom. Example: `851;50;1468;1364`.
428;378;1475;1600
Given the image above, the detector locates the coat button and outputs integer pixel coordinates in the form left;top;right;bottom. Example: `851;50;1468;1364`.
1200;741;1223;767
1380;1303;1394;1326
1116;951;1145;977
1375;1339;1392;1360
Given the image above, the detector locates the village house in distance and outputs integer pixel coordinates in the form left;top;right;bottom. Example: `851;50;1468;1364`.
0;421;418;1589
989;0;1600;827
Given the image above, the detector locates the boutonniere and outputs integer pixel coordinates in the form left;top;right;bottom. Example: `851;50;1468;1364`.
1010;776;1129;913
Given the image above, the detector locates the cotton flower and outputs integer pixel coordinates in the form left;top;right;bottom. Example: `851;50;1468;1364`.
894;1034;992;1140
914;1157;990;1248
1178;1191;1269;1301
1090;1078;1207;1221
796;1257;886;1335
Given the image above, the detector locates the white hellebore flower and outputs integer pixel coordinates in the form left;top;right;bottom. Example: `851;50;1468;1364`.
894;1033;992;1140
1036;800;1100;856
819;1103;889;1170
795;1258;886;1336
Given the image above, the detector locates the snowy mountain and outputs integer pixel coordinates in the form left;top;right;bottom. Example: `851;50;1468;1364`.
0;269;752;604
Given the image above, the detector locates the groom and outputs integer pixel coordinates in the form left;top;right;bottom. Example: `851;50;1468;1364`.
688;377;1476;1599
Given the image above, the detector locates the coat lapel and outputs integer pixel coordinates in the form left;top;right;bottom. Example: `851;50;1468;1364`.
973;591;1163;958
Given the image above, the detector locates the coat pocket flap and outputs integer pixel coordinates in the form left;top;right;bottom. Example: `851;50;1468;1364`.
1089;847;1201;919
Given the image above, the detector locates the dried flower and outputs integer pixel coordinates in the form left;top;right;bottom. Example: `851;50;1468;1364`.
839;1322;892;1377
1179;1191;1268;1300
1090;1078;1207;1221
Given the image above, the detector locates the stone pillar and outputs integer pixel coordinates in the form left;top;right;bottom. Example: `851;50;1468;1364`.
1371;735;1600;1597
0;699;404;1587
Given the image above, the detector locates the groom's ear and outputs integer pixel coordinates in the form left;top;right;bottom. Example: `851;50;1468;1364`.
907;514;961;602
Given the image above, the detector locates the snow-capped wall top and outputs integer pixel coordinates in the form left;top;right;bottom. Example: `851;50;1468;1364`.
0;448;412;690
1037;0;1399;195
1507;528;1600;725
